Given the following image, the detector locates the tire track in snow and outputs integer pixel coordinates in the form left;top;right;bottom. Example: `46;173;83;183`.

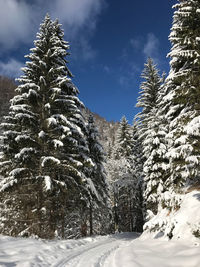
95;245;120;267
52;236;132;267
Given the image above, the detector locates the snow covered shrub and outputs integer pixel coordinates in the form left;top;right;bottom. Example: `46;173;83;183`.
143;191;200;241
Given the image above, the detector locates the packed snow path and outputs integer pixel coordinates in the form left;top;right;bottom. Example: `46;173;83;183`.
53;233;137;267
0;233;200;267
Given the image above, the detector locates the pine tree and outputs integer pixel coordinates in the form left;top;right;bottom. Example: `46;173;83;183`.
112;116;133;159
142;104;168;214
136;58;165;218
0;15;93;238
136;57;161;133
86;115;111;235
163;0;200;207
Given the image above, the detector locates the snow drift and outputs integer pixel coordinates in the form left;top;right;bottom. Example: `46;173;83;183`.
143;190;200;241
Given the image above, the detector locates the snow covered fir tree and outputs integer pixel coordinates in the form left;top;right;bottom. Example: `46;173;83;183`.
164;0;200;196
135;58;168;216
0;15;110;239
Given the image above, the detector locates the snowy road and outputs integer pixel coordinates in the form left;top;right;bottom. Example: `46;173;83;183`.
0;233;200;267
53;233;138;267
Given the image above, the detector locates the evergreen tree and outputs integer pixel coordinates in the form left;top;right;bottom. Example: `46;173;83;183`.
136;58;165;218
136;57;161;134
112;116;133;159
0;15;93;238
163;0;200;207
142;104;168;215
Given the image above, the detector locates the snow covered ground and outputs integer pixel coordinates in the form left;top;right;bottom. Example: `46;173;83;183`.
143;190;200;241
0;232;200;267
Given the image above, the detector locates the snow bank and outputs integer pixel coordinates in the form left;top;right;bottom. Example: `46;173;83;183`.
0;232;199;267
142;190;200;242
106;237;200;267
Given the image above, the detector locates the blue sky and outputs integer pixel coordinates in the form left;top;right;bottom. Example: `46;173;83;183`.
0;0;177;122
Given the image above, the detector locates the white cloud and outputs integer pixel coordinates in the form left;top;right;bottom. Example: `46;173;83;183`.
0;0;35;49
0;59;23;78
0;0;105;75
51;0;104;39
51;0;105;61
0;0;105;52
143;33;159;59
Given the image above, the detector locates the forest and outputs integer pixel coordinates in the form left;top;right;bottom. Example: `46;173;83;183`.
0;0;200;244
